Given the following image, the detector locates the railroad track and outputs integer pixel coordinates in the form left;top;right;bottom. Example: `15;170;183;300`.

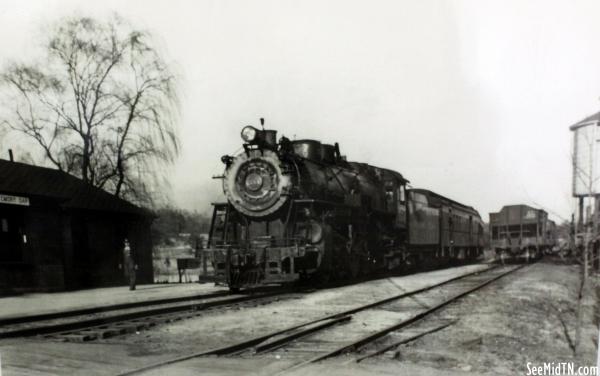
117;262;528;376
0;262;489;344
0;287;297;342
0;289;229;327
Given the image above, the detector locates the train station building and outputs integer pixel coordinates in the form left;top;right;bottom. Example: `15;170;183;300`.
0;158;154;293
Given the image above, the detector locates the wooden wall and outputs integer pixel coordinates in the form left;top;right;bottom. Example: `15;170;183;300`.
0;200;154;293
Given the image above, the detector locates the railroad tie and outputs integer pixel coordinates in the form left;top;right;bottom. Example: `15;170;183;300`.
112;324;138;334
100;328;123;339
60;333;97;342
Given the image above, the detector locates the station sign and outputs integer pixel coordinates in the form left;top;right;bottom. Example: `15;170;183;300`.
0;194;30;206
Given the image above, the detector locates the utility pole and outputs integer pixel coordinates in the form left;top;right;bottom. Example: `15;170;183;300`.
579;197;584;234
596;104;600;370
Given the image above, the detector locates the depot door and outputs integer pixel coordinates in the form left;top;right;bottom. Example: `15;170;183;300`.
0;205;25;262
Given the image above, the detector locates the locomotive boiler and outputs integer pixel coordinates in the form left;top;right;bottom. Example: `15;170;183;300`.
206;122;484;290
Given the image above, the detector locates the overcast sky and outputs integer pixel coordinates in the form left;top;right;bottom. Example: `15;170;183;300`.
1;0;599;222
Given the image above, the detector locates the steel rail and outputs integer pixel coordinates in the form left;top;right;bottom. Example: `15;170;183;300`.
0;290;288;339
354;320;457;362
116;264;500;376
279;263;528;374
253;315;353;354
0;290;231;327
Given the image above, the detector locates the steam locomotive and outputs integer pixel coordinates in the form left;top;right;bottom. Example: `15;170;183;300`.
206;123;484;290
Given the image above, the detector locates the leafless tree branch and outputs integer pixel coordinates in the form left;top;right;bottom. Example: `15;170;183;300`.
0;14;180;206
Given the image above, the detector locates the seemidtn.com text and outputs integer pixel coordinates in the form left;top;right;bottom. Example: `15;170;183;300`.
527;362;598;375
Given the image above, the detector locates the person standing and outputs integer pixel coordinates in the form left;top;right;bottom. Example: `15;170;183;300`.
123;239;137;290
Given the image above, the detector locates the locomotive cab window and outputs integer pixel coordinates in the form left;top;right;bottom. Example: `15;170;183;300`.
385;188;394;200
384;184;396;212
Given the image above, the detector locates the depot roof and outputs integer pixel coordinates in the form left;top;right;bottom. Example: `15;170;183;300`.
0;158;151;216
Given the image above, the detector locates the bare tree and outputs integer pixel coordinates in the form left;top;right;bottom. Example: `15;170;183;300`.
0;15;179;206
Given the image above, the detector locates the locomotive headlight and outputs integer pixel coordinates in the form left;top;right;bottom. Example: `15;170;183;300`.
245;172;264;192
241;126;258;142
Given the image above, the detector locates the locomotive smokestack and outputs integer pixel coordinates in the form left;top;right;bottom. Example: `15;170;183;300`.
8;149;14;162
260;117;265;130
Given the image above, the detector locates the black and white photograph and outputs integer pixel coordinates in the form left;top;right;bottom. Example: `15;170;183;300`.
0;1;599;375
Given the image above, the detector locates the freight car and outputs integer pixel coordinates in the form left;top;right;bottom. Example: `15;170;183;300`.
489;205;556;261
206;123;484;290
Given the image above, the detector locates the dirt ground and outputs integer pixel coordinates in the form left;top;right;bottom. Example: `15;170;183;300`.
96;265;486;359
312;259;600;376
0;261;597;375
138;260;600;376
